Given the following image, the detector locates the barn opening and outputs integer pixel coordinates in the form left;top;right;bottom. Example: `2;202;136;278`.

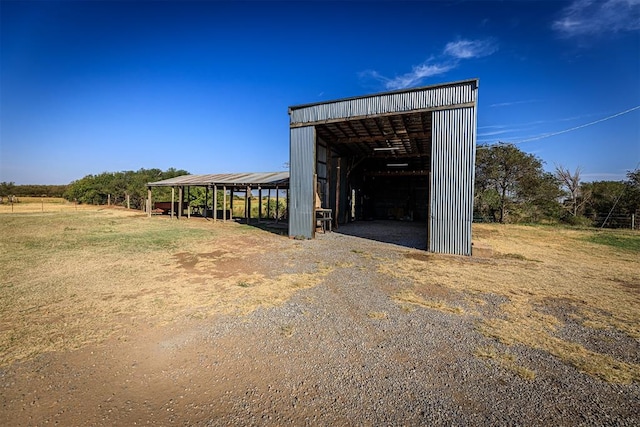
289;79;478;255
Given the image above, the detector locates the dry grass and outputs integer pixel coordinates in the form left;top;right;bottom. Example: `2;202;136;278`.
367;311;389;320
0;205;327;367
392;289;464;314
0;197;94;214
2;203;639;384
474;345;536;380
382;224;640;383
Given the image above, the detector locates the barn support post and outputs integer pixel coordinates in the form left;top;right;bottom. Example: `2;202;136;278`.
213;184;218;222
334;158;341;230
171;187;175;218
178;186;183;219
427;171;432;250
147;187;152;217
313;174;318;233
230;189;234;220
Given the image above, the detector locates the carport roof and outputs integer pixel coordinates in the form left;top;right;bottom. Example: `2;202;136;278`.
148;172;289;189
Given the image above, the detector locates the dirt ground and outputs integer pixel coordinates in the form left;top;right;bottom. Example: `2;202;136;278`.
1;213;639;425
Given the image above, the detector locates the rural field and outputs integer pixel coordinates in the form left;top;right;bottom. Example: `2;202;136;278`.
0;200;639;425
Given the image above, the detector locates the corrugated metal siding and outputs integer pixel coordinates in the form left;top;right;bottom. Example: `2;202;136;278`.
290;80;477;125
430;107;477;255
289;126;316;239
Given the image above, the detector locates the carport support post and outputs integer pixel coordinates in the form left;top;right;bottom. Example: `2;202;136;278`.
275;186;280;223
147;187;152;217
230;189;234;220
213;184;218;222
178;186;183;219
171;187;175;218
258;187;262;223
223;186;227;222
267;189;271;219
248;186;252;223
187;186;191;218
210;185;214;220
204;186;209;219
244;186;250;223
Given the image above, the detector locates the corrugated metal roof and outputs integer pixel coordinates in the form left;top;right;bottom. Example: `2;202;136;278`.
148;172;289;188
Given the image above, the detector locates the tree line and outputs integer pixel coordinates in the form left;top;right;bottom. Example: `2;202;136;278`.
0;182;68;198
61;168;188;209
3;149;639;229
474;144;640;228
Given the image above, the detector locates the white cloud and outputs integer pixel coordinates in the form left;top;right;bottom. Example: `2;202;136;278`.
553;0;640;37
384;62;456;90
443;39;498;59
490;99;540;108
361;38;497;90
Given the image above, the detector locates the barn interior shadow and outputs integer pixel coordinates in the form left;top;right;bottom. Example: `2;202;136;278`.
335;220;427;250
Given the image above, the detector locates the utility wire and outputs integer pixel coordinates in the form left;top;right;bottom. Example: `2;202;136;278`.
478;105;640;148
515;105;640;144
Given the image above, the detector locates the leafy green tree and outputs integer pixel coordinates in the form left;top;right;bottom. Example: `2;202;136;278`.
0;182;16;197
581;181;628;227
475;144;561;223
624;170;640;215
64;168;189;207
516;172;564;223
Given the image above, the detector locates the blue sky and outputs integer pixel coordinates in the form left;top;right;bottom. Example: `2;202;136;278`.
1;0;639;184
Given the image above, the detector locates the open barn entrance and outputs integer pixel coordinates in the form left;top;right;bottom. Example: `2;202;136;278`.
315;111;432;249
289;79;477;255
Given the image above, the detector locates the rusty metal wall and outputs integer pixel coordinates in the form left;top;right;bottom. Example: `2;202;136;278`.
430;107;477;255
289;126;316;239
289;79;477;125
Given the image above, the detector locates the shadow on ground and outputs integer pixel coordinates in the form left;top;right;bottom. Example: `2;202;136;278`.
335;220;427;250
242;218;428;250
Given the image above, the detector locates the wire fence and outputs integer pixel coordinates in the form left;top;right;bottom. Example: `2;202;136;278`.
473;212;639;230
592;213;639;230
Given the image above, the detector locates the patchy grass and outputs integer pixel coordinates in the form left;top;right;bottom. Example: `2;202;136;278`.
474;346;536;380
367;311;388;320
583;230;640;253
392;289;464;315
383;224;640;383
0;208;328;367
280;325;295;337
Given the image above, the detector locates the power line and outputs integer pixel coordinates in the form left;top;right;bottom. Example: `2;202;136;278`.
478;105;640;148
514;105;640;144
